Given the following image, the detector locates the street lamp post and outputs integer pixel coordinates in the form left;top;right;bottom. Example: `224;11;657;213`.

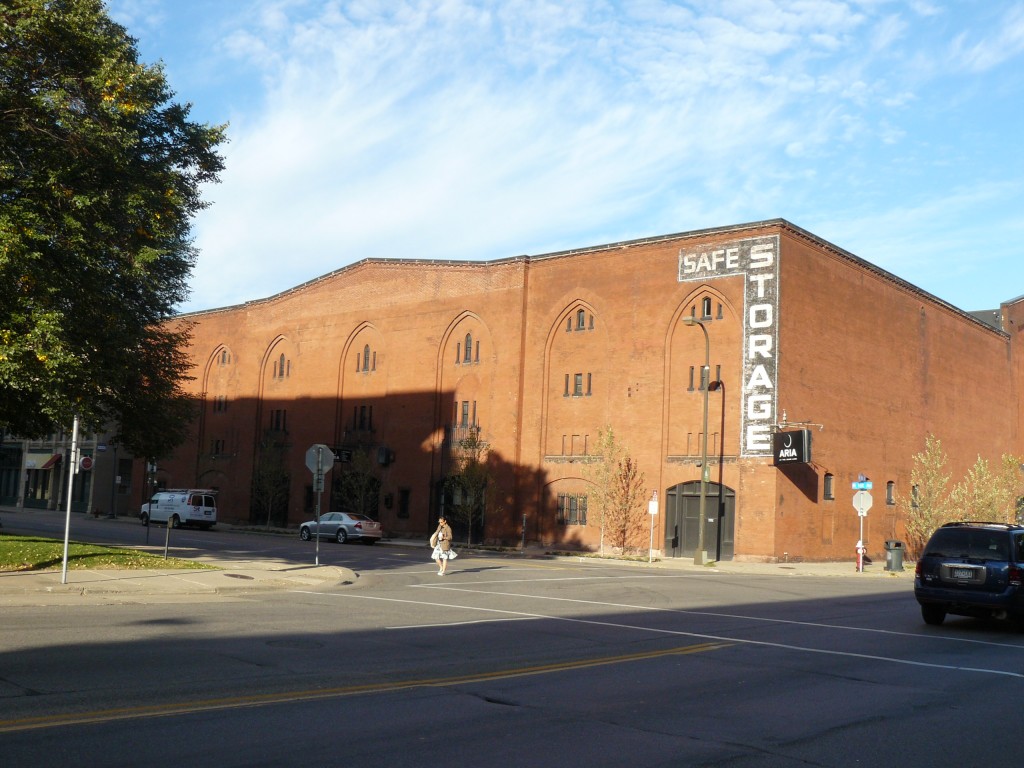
682;317;718;566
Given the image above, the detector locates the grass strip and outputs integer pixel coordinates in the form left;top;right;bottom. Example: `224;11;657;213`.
0;533;215;572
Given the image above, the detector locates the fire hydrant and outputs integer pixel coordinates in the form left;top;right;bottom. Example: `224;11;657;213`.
855;540;866;572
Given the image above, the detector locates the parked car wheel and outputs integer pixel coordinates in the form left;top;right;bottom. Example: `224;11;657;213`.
140;513;149;527
170;514;181;529
921;604;946;626
300;526;311;541
336;528;348;544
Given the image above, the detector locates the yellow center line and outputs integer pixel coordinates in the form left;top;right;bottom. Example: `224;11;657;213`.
0;641;730;733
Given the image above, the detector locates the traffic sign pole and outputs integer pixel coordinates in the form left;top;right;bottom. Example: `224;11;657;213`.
852;490;873;572
305;444;335;566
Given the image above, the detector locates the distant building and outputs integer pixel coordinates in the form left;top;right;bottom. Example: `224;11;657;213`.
147;219;1024;561
0;427;138;517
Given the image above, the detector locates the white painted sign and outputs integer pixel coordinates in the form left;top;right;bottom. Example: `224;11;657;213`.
678;235;780;456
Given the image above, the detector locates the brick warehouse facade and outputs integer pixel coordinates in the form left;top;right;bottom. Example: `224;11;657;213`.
146;219;1024;562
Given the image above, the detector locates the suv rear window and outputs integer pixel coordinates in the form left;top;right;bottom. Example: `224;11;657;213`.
923;527;1010;561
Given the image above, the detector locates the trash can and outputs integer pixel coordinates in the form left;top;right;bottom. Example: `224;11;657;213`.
884;540;904;572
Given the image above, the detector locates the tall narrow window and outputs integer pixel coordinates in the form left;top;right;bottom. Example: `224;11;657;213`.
279;353;286;379
475;341;480;363
461;400;470;426
363;345;370;372
688;366;695;392
564;374;570;397
455;343;461;364
464;334;472;363
573;373;584;397
886;481;895;506
702;297;712;318
576;309;586;330
824;473;834;501
472;400;477;426
586;373;592;396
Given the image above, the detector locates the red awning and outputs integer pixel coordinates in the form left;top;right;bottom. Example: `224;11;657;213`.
40;454;62;470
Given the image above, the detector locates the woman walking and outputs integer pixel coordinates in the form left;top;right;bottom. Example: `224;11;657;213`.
431;516;457;575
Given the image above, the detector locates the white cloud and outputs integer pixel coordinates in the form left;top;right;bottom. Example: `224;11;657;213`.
951;4;1024;73
99;0;1024;313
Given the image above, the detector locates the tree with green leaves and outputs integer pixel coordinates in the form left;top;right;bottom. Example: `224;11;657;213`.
0;0;225;459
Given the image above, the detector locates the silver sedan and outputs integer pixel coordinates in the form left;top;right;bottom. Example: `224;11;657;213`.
299;511;382;544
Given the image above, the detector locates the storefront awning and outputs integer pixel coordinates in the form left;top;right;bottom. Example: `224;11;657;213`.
40;454;62;470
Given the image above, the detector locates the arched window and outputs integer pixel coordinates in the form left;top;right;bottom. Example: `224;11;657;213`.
278;352;286;379
363;345;371;372
702;297;712;318
576;309;586;330
464;333;473;363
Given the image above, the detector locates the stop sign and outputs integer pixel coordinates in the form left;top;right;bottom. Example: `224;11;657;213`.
852;490;873;515
79;456;93;471
305;444;334;474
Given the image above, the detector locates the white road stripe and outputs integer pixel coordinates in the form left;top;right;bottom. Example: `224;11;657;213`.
290;589;1024;678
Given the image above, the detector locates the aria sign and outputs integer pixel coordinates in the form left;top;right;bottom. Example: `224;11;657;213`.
772;429;812;466
678;235;780;457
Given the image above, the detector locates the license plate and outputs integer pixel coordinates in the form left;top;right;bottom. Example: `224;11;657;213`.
952;568;973;579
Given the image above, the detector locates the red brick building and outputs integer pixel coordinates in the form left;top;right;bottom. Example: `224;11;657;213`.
148;219;1024;561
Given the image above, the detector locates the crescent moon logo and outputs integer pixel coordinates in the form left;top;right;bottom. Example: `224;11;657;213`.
783;434;793;448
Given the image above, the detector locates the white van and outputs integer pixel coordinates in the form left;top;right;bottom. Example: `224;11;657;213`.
140;489;218;529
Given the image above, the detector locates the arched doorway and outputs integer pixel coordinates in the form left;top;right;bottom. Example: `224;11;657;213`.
664;481;736;560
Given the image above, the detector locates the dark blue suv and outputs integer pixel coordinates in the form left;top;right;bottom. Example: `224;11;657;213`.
914;522;1024;625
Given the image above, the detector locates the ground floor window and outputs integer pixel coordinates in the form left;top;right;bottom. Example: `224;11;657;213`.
556;493;588;525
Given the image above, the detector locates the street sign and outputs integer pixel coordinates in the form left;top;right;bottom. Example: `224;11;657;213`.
852;481;873;490
853;490;873;516
305;444;335;474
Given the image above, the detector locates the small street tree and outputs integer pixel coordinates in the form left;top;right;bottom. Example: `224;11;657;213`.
948;453;1024;525
583;426;620;554
584;427;647;554
251;431;290;528
901;435;952;557
334;447;381;518
901;434;1024;557
444;426;491;545
603;455;648;553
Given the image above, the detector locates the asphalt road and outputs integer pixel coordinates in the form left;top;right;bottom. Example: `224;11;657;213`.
6;514;1024;765
3;519;1023;768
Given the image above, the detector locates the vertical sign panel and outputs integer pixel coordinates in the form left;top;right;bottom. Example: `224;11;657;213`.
678;235;780;457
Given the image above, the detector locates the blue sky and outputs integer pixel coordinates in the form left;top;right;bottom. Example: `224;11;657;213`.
107;0;1024;314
